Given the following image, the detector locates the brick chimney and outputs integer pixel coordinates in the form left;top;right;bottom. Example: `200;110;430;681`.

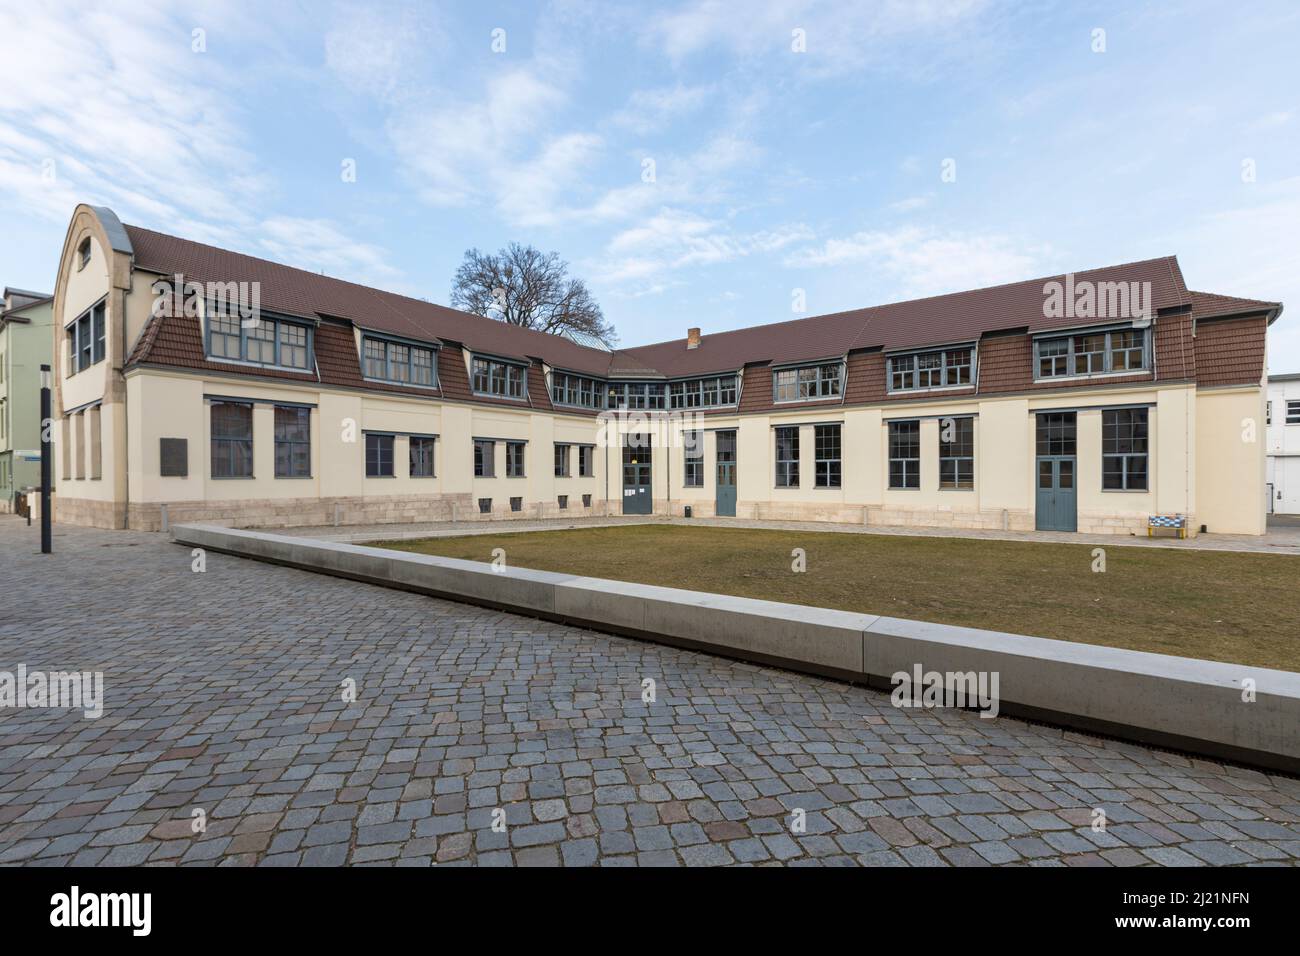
687;327;701;349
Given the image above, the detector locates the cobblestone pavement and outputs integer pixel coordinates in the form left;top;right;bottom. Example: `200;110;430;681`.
1;517;1297;867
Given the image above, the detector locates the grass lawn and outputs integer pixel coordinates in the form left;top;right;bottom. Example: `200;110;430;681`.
377;522;1300;671
376;525;1300;672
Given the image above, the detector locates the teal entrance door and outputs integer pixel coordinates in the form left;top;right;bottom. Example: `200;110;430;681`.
622;434;652;515
715;430;736;517
1035;412;1077;532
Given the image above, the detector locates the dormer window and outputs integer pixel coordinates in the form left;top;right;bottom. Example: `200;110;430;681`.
887;346;973;392
551;372;602;409
773;362;843;403
472;356;526;399
1034;327;1148;380
607;382;665;410
363;335;437;386
669;375;738;409
205;311;313;371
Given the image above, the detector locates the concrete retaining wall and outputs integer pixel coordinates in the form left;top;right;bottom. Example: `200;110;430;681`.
171;523;1300;774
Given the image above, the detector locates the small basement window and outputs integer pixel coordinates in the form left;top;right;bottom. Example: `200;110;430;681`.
558;495;568;510
478;497;492;514
582;493;592;508
510;497;522;512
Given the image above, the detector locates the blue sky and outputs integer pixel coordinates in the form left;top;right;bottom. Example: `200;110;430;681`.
1;0;1298;368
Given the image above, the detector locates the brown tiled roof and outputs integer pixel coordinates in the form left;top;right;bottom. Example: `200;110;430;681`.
1194;315;1267;388
622;256;1194;377
1188;290;1281;322
117;220;1276;405
628;308;868;379
843;351;886;406
124;224;617;377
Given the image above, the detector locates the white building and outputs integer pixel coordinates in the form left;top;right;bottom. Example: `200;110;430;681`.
1266;373;1300;514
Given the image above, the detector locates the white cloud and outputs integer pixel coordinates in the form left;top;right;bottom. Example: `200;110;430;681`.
596;210;812;283
890;193;935;212
1173;177;1300;371
324;4;445;98
256;217;401;284
646;0;990;76
0;2;258;225
0;1;400;288
383;63;577;215
785;226;1048;297
612;84;713;134
1248;110;1294;131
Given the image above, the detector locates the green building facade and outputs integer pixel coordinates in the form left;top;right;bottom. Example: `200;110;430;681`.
0;287;53;512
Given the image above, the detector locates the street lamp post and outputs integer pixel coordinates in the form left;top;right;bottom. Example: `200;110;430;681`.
40;363;51;554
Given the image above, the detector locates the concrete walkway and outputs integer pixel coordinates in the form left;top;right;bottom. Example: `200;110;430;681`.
287;513;1300;556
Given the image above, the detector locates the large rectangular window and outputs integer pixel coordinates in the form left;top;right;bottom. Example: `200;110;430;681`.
775;426;800;487
362;336;437;386
554;443;570;477
67;302;106;374
1102;408;1148;490
365;433;394;477
279;323;309;370
1287;400;1300;425
888;420;920;489
888;347;973;392
205;314;313;370
474;439;495;477
410;436;436;477
669;375;739;409
578;445;594;477
814;424;841;488
274;406;311;478
211;401;253;478
608;382;666;410
684;431;703;487
1035;328;1149;379
939;417;974;489
773;363;843;403
472;357;526;399
92;305;106;364
551;372;603;409
506;441;526;477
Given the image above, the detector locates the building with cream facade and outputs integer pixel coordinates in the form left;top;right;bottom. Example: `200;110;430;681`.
50;204;1280;536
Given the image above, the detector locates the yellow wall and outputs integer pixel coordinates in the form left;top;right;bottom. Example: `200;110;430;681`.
1195;387;1267;534
124;369;607;517
641;382;1212;532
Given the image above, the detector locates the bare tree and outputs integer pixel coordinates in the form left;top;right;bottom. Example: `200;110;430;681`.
451;243;616;347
